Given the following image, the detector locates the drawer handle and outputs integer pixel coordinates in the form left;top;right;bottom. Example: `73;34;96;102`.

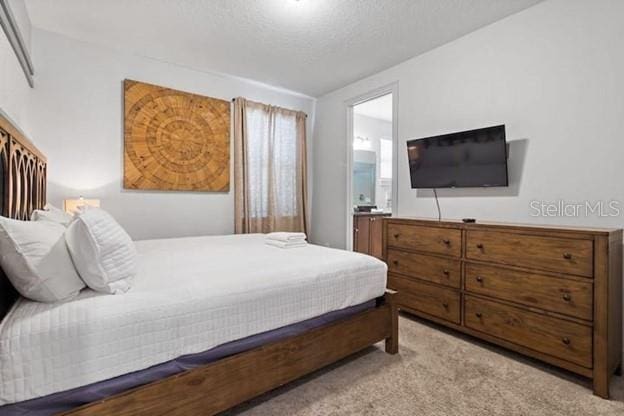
562;337;571;345
562;293;572;302
563;252;573;260
442;269;450;276
475;276;484;283
476;243;484;250
442;239;451;245
475;312;483;319
393;233;400;239
392;260;399;266
442;302;449;309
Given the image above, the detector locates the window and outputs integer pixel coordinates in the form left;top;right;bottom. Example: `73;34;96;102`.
234;98;308;234
246;106;299;217
380;138;393;179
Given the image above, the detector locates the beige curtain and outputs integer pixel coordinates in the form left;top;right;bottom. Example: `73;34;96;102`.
234;97;308;234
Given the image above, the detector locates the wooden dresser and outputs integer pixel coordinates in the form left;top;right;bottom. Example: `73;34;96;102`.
383;217;622;398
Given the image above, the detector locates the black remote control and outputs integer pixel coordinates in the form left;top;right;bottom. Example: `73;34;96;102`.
462;218;476;223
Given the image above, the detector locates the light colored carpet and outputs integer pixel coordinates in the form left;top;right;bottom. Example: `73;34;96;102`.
223;314;624;416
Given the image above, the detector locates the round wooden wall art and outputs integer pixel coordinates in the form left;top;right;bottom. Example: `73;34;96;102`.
124;79;230;191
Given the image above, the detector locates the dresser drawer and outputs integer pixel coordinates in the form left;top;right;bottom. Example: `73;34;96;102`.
464;295;592;368
387;223;461;257
465;263;593;320
388;274;460;324
387;249;460;288
466;230;593;277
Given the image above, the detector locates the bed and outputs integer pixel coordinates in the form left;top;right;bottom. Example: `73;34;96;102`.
0;114;398;415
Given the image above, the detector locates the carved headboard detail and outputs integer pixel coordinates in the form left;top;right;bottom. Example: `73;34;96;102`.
0;114;47;320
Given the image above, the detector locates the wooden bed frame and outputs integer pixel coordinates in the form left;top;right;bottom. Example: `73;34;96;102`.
0;114;399;416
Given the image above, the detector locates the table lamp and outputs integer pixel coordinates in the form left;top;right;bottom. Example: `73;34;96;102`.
63;196;100;215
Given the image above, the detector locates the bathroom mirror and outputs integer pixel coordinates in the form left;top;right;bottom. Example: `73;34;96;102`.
353;159;376;207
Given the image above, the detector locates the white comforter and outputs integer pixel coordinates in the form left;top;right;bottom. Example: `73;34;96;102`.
0;234;386;405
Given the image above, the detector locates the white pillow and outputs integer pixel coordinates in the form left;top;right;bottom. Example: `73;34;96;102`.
65;208;137;294
31;203;74;227
0;216;85;302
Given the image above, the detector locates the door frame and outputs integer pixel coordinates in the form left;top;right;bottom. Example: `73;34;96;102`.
345;82;399;251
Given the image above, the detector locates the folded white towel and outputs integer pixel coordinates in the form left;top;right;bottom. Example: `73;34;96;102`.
265;239;308;249
266;232;307;243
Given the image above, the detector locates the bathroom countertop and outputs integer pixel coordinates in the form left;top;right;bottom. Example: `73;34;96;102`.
353;212;392;217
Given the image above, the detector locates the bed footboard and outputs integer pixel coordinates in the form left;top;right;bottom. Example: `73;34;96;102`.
61;291;399;416
383;289;399;354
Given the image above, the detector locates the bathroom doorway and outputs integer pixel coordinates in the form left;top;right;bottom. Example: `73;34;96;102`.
346;84;398;253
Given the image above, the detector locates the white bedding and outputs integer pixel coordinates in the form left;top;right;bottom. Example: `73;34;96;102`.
0;234;386;405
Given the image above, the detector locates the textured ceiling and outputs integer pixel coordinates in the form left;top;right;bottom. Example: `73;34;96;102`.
24;0;544;97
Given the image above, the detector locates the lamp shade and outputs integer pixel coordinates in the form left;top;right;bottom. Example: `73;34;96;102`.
64;198;100;214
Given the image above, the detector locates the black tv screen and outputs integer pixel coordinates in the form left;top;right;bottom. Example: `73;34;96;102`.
407;125;508;188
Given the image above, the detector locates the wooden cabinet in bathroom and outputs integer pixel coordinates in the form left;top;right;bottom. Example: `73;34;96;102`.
353;213;391;259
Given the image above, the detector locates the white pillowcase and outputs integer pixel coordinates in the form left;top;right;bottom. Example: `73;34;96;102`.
31;203;74;227
0;216;85;302
65;208;137;294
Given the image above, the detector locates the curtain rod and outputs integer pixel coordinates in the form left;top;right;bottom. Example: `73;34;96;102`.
230;97;307;118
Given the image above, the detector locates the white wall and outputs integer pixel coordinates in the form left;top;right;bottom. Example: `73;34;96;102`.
27;29;315;240
0;0;32;132
311;0;624;249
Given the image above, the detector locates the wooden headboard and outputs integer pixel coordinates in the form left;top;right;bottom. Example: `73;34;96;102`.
0;114;47;320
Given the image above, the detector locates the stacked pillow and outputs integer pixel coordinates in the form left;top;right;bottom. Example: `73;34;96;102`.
0;216;84;302
65;208;137;294
31;203;74;226
0;205;137;303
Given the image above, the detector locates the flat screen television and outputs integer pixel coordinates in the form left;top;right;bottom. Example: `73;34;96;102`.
407;125;508;188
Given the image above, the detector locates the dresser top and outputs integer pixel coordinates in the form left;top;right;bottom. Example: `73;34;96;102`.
387;217;622;237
